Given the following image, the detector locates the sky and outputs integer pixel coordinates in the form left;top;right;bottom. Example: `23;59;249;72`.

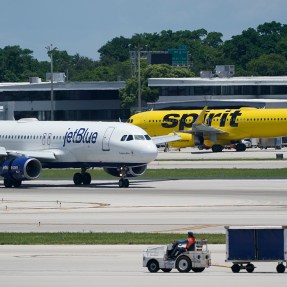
1;0;287;61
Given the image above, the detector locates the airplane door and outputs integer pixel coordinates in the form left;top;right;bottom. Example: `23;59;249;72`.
42;133;47;145
42;133;52;147
102;127;115;151
47;133;52;146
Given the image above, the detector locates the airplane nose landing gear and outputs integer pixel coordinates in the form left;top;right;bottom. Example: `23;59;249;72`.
118;166;129;188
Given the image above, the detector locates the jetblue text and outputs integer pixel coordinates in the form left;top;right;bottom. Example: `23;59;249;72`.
63;128;98;147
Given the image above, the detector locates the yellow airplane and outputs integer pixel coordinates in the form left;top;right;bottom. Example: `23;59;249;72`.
128;106;287;152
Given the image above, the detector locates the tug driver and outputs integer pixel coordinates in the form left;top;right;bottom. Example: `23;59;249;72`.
169;231;196;259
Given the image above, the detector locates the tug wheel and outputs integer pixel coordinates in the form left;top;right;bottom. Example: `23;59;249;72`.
175;255;192;273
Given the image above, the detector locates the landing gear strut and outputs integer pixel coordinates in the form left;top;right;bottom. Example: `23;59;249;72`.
118;166;129;188
73;168;92;185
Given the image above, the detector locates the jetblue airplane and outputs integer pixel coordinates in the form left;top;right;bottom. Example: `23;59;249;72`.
0;118;179;188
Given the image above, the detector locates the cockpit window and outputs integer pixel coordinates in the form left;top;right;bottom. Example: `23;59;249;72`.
126;135;134;141
121;134;151;141
134;135;145;140
144;135;151;140
121;135;127;141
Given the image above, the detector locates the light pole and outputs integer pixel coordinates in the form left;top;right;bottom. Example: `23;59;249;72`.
45;44;57;120
137;45;142;112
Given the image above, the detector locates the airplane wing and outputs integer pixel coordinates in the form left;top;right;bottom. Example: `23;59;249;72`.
180;106;228;135
152;132;182;145
0;147;57;160
183;124;227;135
0;146;7;156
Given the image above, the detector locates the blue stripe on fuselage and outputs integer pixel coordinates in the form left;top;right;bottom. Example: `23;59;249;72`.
40;162;146;169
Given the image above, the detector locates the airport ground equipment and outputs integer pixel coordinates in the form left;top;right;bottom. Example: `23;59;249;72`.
225;226;287;273
143;239;211;273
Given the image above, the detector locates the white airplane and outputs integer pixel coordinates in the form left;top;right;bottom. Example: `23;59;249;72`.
0;118;179;188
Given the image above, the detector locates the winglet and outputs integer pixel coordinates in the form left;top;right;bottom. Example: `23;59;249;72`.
194;106;208;125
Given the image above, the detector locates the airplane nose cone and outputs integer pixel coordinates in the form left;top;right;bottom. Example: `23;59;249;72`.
133;141;157;163
143;142;158;162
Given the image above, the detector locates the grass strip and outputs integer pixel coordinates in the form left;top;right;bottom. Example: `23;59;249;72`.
0;233;224;245
39;168;287;179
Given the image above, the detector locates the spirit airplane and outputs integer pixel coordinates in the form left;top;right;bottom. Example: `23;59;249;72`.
129;106;287;152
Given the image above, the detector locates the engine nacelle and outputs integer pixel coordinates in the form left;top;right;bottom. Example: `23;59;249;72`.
103;165;147;178
1;157;42;181
168;133;204;148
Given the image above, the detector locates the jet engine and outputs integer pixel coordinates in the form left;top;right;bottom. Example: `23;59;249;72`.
103;164;147;178
1;157;42;181
168;133;204;148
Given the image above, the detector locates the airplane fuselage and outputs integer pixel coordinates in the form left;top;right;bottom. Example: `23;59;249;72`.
0;119;158;187
129;108;287;148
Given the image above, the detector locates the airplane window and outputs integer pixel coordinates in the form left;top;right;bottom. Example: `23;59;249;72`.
121;135;127;141
144;135;151;140
134;135;145;140
126;135;133;141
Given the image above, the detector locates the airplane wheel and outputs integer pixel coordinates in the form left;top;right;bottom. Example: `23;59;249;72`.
73;173;83;185
123;178;129;188
13;180;22;188
4;179;13;188
236;143;246;152
119;178;124;188
82;172;91;185
212;144;223;153
119;178;129;188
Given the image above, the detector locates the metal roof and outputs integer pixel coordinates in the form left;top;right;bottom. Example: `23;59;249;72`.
0;81;125;91
148;76;287;87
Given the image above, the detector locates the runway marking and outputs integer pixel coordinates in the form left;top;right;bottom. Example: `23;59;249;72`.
1;199;285;213
151;224;223;233
0;199;110;211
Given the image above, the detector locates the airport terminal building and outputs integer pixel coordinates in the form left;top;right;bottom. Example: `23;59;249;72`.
1;75;287;121
0;80;127;121
147;76;287;109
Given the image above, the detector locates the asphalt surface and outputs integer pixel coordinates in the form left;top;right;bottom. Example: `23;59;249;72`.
0;245;285;287
0;178;286;233
0;147;286;286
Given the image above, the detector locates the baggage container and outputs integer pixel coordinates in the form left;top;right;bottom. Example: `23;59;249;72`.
225;226;287;273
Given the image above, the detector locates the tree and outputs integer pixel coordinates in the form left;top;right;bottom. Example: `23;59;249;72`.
0;45;38;81
247;54;287;76
120;64;194;109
